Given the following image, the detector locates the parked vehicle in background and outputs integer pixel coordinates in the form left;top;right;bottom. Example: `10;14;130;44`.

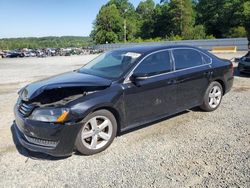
29;51;37;57
0;51;4;58
13;45;234;157
0;48;103;58
5;51;24;58
238;54;250;74
238;42;250;74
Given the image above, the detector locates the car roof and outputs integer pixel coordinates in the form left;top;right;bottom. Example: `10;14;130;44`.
113;44;203;55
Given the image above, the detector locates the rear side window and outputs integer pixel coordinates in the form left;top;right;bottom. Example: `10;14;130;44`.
134;51;172;76
202;53;212;64
173;49;203;70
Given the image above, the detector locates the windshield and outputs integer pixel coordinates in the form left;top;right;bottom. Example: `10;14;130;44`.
79;51;142;79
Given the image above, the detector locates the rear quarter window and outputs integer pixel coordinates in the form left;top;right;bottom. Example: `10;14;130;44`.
201;53;212;64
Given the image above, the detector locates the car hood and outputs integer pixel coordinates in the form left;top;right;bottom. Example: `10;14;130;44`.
20;71;112;101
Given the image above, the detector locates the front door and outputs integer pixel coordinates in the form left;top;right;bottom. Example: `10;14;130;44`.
122;50;178;128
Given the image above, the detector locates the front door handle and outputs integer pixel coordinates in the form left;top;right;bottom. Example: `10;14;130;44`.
167;80;177;85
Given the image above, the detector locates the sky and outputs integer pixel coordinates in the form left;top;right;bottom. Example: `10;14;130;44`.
0;0;155;39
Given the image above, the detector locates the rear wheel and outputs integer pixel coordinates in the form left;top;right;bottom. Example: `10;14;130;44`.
200;81;223;112
75;109;117;155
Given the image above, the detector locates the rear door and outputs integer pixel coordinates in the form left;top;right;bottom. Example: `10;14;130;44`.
171;48;212;110
122;50;178;128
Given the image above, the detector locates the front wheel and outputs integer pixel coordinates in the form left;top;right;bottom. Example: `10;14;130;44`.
200;81;223;112
75;109;117;155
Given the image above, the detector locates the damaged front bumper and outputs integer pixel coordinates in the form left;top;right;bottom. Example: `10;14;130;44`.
14;105;82;157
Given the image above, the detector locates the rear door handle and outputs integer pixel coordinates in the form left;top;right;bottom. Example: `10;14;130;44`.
204;71;212;76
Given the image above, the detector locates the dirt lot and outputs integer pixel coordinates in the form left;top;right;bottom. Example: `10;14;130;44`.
0;53;249;187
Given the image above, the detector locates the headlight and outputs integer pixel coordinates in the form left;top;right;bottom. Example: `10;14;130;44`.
30;108;69;123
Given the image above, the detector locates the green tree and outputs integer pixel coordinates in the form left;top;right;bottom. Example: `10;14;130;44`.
136;0;155;39
243;0;250;40
184;25;210;39
107;0;138;41
90;0;249;44
228;26;247;38
107;0;134;14
0;37;91;50
196;0;245;38
152;3;171;38
168;0;194;38
92;0;138;43
91;4;123;44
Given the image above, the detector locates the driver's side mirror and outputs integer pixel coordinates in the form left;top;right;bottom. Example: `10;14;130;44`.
129;73;148;86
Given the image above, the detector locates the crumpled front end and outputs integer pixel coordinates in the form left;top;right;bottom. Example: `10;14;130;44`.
14;71;111;156
14;103;82;157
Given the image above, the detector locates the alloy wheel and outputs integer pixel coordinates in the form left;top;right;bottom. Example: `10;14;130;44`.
81;116;113;150
208;85;222;109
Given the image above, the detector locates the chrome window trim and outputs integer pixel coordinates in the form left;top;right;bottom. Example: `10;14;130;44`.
124;49;172;83
124;47;212;83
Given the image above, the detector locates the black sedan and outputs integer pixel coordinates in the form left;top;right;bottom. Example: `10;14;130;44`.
14;45;234;156
6;51;24;58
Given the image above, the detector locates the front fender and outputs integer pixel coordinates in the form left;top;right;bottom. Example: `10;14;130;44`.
68;85;125;128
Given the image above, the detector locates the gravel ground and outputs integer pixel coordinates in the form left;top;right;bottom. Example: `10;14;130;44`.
0;52;249;188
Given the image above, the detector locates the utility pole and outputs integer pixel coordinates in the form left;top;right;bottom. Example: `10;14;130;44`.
124;19;127;43
180;0;183;37
124;9;128;43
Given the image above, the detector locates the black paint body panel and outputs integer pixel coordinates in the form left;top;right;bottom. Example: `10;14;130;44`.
14;45;234;156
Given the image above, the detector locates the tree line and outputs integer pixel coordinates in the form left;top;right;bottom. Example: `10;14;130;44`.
91;0;250;44
0;36;92;50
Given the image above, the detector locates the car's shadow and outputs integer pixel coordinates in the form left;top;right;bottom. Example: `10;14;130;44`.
118;108;201;136
10;123;69;161
10;108;204;160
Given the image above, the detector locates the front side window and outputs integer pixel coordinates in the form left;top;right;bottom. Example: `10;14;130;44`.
79;51;142;79
134;51;172;76
173;49;203;70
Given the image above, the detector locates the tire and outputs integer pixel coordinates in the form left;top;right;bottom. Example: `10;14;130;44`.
75;109;117;155
200;81;223;112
